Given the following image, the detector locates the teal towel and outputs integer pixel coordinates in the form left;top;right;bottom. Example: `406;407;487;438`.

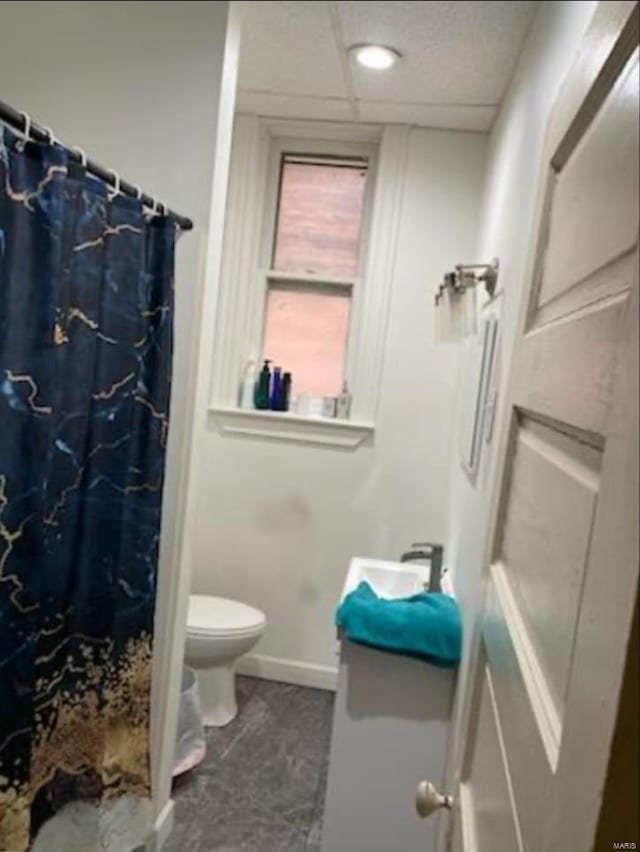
335;581;462;668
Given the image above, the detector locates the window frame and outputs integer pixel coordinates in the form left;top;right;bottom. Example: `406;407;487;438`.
209;116;409;449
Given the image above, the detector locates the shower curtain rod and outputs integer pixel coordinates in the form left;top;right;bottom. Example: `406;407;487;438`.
0;98;193;231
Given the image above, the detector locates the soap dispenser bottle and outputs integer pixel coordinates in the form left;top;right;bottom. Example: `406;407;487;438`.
254;359;272;410
239;357;257;409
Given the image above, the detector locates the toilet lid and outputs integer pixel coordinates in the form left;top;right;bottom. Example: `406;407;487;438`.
187;595;266;637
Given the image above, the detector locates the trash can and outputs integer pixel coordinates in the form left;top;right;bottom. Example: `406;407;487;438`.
173;666;206;776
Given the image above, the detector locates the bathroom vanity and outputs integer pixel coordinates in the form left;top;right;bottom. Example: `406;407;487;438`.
321;558;458;852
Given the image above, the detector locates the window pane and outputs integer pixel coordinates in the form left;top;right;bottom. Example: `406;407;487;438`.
272;157;368;277
262;284;351;397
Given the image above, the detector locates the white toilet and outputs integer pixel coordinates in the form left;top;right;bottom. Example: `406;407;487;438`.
185;594;266;727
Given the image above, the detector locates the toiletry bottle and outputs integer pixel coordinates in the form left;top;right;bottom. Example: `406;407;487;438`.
254;359;272;410
322;397;337;418
336;380;352;419
270;366;282;410
240;357;257;409
280;372;292;411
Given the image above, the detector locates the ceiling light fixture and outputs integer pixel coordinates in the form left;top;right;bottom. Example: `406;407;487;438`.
349;44;401;71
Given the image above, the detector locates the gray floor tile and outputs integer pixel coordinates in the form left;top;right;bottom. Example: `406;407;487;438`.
164;677;334;852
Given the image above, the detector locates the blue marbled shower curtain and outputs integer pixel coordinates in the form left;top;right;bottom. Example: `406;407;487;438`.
0;124;175;850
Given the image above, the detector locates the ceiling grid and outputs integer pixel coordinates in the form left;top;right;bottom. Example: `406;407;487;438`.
236;0;539;131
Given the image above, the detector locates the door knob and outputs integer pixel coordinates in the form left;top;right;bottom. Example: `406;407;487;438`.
415;780;453;818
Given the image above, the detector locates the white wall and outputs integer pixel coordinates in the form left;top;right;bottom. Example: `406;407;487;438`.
0;0;236;841
0;0;230;555
444;0;598;779
191;125;487;685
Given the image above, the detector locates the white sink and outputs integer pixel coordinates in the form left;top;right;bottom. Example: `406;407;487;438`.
341;556;454;603
341;557;430;602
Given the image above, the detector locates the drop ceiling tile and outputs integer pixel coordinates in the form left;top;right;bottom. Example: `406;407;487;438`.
236;90;355;122
357;100;495;131
238;0;347;99
338;0;538;105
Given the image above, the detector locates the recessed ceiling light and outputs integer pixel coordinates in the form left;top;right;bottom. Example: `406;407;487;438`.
349;44;401;71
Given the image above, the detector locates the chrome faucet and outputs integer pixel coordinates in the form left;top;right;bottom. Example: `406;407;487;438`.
400;542;444;593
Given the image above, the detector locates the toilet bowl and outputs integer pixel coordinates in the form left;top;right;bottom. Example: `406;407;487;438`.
185;594;266;727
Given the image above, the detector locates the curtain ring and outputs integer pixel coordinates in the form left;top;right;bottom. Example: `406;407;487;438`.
19;111;32;141
150;197;160;217
131;183;143;201
41;126;57;146
72;146;88;168
107;169;121;199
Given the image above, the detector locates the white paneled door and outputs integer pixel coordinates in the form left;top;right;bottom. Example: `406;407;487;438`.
444;3;639;852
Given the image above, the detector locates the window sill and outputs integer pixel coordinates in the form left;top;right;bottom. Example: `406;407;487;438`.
209;406;375;449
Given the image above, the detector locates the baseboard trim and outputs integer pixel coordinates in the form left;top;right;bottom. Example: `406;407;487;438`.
237;653;338;692
146;798;175;852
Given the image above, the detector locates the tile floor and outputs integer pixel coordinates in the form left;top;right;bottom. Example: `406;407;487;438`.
163;676;335;852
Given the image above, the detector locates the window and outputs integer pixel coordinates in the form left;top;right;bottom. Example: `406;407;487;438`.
210;117;408;447
262;152;371;398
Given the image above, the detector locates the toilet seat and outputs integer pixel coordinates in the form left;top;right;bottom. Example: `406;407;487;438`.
187;594;265;638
